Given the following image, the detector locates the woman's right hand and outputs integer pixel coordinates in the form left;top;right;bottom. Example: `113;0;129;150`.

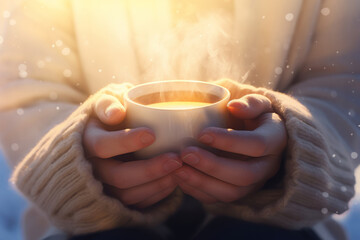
83;94;182;209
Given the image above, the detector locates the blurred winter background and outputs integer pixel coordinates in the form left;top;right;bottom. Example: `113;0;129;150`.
0;1;359;240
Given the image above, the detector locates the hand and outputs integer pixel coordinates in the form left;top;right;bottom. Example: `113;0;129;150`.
83;93;182;208
173;94;287;204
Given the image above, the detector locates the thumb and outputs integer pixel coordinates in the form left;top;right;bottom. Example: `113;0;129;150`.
94;94;126;125
227;94;272;119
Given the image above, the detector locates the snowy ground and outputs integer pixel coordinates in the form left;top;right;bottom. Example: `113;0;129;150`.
0;154;359;240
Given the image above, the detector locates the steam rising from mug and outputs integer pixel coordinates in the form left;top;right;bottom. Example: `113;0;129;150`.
124;80;230;158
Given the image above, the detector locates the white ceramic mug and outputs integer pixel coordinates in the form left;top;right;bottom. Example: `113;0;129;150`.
124;80;230;158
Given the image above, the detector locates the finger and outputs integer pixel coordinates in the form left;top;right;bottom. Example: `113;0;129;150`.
135;186;177;209
104;175;176;206
92;153;182;189
94;94;126;125
198;113;286;156
174;166;257;203
227;94;272;119
180;147;280;187
175;180;218;204
84;119;155;158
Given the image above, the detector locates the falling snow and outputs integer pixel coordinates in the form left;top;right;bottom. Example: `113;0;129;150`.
322;192;329;198
341;186;348;192
56;106;60;110
10;143;19;152
332;154;336;158
61;47;70;56
275;67;283;75
18;71;28;78
18;64;26;72
321;8;330;16
16;109;24;116
348;110;355;117
321;208;329;214
285;13;294;22
351;152;358;160
18;64;28;78
55;40;63;47
2;11;10;19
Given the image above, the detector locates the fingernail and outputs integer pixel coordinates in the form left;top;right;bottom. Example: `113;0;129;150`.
105;105;121;118
163;159;182;172
175;170;189;180
182;153;199;165
227;100;248;109
198;134;213;144
140;132;155;144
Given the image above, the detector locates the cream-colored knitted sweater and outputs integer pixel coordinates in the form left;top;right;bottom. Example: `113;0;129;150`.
0;0;359;240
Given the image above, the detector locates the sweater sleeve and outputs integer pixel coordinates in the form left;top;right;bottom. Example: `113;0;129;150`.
0;0;182;235
206;0;359;229
10;85;182;234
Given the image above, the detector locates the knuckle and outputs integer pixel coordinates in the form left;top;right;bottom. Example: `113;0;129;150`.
113;175;129;189
91;138;109;159
157;177;174;190
144;165;158;181
251;135;268;157
203;161;219;177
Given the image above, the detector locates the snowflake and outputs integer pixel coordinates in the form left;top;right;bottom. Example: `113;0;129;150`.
285;13;294;22
61;47;70;56
18;64;27;71
3;11;11;19
274;67;283;75
341;186;347;192
348;109;355;117
55;40;63;47
351;152;358;159
321;8;330;16
16;108;24;116
322;192;329;198
19;71;28;78
321;208;329;214
11;143;19;152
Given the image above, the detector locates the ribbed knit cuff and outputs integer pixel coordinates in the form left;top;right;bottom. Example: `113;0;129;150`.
208;79;356;229
11;83;183;234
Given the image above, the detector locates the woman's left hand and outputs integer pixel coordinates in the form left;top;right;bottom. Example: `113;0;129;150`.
173;94;287;204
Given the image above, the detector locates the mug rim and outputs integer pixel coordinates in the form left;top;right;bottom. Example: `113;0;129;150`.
124;80;230;111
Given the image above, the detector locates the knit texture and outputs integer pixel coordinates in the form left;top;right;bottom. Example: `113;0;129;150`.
11;83;183;234
208;79;356;229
